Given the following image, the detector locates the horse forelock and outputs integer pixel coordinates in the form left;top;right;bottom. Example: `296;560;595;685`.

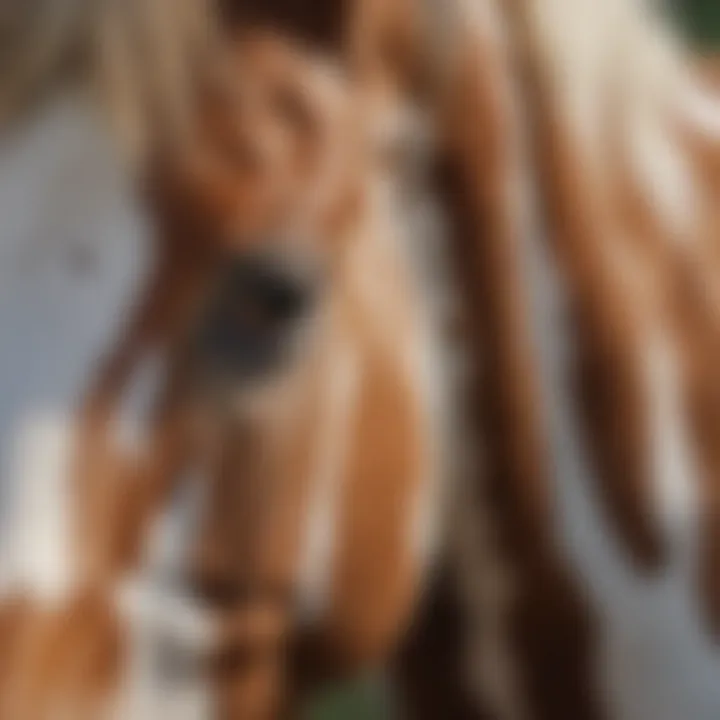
1;0;219;168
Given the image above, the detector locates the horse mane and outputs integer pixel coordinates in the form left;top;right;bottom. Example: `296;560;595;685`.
409;2;720;717
0;0;218;166
502;0;720;628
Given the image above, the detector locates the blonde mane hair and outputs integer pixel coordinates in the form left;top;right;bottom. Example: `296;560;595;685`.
0;0;219;165
503;0;720;627
422;3;720;717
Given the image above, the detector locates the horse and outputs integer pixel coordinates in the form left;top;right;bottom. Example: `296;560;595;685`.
7;0;720;718
0;22;459;718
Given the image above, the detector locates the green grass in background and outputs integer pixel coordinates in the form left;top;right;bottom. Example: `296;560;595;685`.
306;676;393;720
674;0;720;48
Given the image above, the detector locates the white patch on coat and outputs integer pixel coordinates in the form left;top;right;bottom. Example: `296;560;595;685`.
112;573;213;720
112;478;213;720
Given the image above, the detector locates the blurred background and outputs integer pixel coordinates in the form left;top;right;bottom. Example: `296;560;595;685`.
678;0;720;48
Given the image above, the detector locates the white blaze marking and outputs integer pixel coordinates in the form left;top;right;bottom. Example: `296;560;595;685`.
112;479;213;720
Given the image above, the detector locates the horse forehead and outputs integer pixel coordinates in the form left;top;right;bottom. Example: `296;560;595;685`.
229;36;349;126
210;81;344;177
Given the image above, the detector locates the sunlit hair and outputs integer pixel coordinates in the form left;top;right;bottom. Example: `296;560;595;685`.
0;0;219;165
503;0;720;621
